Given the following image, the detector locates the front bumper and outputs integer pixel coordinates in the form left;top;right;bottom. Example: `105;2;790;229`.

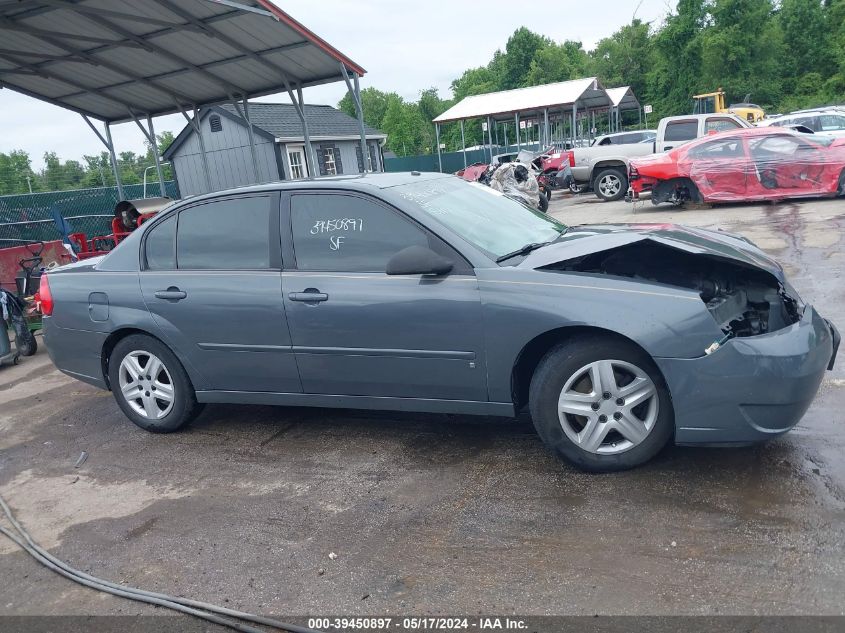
655;305;836;446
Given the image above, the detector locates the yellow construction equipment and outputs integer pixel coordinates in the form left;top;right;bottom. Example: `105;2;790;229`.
692;89;765;123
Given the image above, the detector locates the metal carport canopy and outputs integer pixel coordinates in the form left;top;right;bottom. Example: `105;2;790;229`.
432;77;610;124
0;0;366;123
606;86;640;111
0;0;374;198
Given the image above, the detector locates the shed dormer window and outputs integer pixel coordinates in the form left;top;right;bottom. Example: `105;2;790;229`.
209;114;222;133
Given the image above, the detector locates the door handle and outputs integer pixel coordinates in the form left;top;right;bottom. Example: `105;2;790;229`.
154;287;187;301
288;289;328;303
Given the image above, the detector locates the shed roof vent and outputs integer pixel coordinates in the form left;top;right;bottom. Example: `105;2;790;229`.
209;114;222;133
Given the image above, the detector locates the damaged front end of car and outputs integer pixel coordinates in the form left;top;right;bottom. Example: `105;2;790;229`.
520;223;839;444
541;240;803;342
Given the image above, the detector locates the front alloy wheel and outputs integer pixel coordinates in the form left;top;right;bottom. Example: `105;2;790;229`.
118;351;175;420
557;359;658;454
529;336;673;471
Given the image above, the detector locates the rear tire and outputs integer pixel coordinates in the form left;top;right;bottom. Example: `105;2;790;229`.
838;169;845;196
538;194;549;212
529;336;673;472
108;334;204;433
593;168;628;202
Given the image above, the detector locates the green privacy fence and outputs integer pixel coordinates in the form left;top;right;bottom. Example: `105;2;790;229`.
0;181;179;245
384;144;543;174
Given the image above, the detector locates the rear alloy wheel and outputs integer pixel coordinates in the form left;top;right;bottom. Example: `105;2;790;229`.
594;168;628;202
118;351;175;420
108;334;203;433
529;337;673;471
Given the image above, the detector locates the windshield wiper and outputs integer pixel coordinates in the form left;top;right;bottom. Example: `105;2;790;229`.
496;242;549;263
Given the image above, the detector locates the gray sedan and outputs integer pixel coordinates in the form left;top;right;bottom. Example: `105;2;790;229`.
41;173;839;471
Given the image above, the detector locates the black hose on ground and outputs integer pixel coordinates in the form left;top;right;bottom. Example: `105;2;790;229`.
0;494;321;633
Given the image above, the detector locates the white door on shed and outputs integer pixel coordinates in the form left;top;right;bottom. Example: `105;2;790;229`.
288;146;308;179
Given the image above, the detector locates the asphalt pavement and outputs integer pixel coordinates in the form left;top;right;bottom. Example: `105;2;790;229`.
1;192;843;618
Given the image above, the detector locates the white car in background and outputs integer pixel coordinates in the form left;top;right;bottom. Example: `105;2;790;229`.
760;108;845;138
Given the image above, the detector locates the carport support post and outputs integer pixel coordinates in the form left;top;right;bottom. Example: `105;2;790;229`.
515;112;521;150
147;115;166;197
435;123;442;172
543;108;549;148
571;103;577;147
341;66;372;173
486;116;493;163
295;85;318;176
82;115;125;201
104;123;125;200
460;120;466;168
231;96;260;183
180;105;212;193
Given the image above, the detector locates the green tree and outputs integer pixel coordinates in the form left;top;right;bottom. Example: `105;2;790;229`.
337;87;396;130
502;27;550;89
0;150;37;195
590;20;653;104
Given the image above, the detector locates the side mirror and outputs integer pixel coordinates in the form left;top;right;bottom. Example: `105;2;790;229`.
386;245;453;276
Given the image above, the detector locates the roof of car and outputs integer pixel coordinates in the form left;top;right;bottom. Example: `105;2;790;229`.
172;172;455;206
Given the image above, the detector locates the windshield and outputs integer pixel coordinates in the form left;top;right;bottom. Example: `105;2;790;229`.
396;178;566;260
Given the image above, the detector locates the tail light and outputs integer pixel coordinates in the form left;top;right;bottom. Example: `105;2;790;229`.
568;151;575;167
629;165;640;181
39;273;54;316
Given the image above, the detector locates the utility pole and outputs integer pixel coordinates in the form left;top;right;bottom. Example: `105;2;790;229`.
26;176;33;194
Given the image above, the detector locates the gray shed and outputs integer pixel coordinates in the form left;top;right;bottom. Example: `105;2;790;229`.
163;103;387;197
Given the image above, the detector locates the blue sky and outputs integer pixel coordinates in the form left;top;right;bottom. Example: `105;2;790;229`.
0;0;671;169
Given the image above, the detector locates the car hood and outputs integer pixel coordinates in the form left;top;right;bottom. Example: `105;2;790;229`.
519;223;785;282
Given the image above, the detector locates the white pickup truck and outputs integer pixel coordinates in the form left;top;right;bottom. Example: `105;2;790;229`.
570;113;752;201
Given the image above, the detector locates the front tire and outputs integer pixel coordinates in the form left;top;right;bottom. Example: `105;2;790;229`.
538;193;549;212
108;334;203;433
529;336;673;472
593;168;628;202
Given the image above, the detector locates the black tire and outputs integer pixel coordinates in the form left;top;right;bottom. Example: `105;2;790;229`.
538;193;549;213
14;328;37;356
569;182;586;194
108;334;203;433
838;169;845;196
593;168;628;202
529;335;673;472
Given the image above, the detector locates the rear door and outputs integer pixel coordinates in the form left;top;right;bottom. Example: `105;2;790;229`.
139;193;301;393
280;190;487;402
746;134;829;196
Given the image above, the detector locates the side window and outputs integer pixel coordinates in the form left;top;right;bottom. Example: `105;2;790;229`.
597;137;612;146
177;197;271;270
664;121;698;142
749;135;804;158
688;138;744;159
705;118;742;133
818;114;845;131
145;215;176;270
291;194;429;272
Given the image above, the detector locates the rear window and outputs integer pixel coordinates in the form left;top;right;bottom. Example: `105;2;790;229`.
145;216;175;270
705;118;743;133
664;121;698;142
176;197;271;270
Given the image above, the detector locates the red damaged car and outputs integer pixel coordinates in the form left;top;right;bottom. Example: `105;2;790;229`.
628;127;845;205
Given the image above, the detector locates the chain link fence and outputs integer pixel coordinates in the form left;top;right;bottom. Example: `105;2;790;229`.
0;181;179;246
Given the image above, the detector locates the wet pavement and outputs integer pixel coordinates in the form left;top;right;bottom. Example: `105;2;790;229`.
1;194;844;617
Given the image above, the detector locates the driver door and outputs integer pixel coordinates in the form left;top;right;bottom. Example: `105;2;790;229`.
280;191;487;402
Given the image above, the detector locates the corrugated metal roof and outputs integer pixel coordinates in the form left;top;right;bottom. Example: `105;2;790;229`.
0;0;365;122
606;86;640;110
432;77;611;123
